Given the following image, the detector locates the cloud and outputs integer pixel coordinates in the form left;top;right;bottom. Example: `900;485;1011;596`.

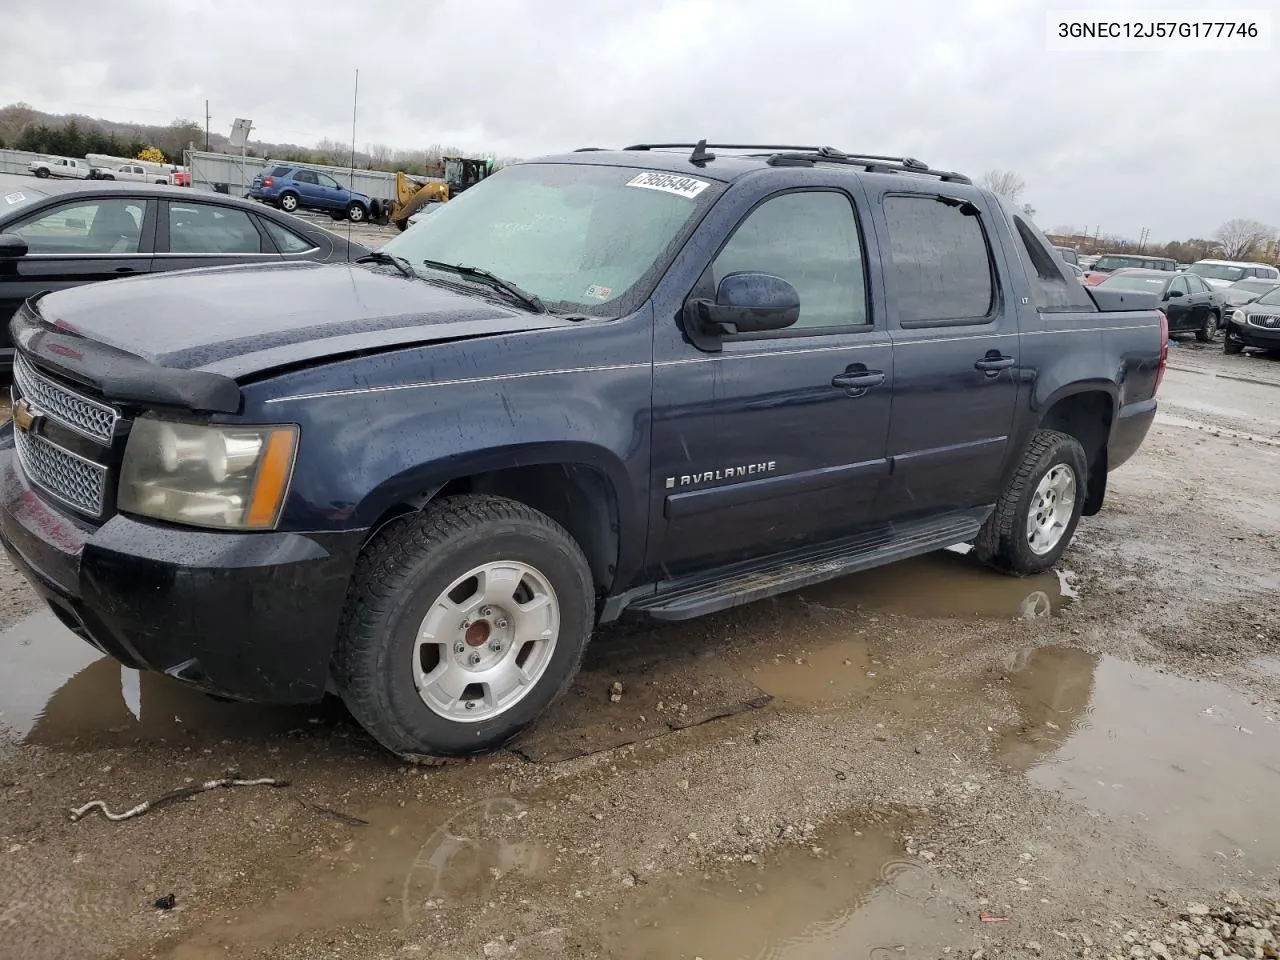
2;0;1276;240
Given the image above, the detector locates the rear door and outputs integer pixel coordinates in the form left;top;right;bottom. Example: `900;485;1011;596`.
1;196;156;325
154;199;280;272
867;185;1020;520
647;180;895;576
291;170;321;207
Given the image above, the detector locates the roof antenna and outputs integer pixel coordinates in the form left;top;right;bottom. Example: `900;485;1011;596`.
689;139;715;167
346;67;359;260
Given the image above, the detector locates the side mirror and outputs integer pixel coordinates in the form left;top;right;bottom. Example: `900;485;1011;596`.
0;234;29;259
691;272;801;334
1167;289;1184;298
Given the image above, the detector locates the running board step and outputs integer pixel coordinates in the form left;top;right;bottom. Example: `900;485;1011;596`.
628;508;991;621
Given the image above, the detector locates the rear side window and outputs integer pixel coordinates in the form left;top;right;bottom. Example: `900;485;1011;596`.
1010;214;1097;312
262;218;315;253
168;203;263;254
883;195;994;325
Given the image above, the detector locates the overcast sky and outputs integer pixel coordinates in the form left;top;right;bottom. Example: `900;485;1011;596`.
4;0;1276;241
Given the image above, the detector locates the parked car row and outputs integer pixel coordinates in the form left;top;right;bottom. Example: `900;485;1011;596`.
0;175;369;378
26;154;190;186
1090;268;1225;341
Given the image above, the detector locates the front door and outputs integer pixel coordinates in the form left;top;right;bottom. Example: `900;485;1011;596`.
0;196;155;325
868;188;1020;520
648;185;894;578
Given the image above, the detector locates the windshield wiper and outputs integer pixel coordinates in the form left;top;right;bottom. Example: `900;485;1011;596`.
419;259;547;314
356;251;418;280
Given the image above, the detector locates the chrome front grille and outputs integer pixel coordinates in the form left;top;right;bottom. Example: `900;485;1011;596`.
13;355;118;444
1246;312;1280;329
13;425;107;515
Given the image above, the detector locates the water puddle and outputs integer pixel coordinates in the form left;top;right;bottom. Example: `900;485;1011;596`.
750;637;876;706
0;611;335;748
158;796;548;958
601;820;970;959
801;551;1072;621
1002;646;1280;872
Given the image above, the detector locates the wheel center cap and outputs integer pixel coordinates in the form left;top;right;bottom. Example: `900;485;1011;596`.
465;621;491;648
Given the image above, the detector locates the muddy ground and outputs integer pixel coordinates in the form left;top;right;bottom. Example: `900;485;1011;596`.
1;340;1278;960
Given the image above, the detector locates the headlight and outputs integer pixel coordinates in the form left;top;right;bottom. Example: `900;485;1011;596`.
118;417;298;530
1230;309;1246;323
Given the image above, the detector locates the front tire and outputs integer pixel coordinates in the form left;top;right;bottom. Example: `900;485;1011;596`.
975;429;1087;575
334;496;594;758
347;202;367;223
1224;334;1244;355
34;168;49;179
278;192;299;213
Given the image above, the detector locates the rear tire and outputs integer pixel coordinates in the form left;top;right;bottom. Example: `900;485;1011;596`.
1224;335;1244;355
1196;310;1218;343
975;429;1087;575
278;192;299;213
333;495;594;759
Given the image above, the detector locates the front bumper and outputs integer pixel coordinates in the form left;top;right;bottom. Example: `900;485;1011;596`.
1227;317;1280;349
0;444;363;704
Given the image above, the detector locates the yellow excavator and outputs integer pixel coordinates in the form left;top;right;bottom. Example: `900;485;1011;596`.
386;156;494;231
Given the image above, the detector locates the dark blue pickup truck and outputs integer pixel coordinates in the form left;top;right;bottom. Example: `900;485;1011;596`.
0;142;1167;758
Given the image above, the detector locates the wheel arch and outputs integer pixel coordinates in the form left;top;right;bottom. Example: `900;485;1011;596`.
357;448;629;597
1033;385;1116;516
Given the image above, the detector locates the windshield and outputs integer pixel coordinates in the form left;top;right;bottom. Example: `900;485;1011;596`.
1188;262;1244;281
380;162;721;315
1099;273;1167;293
1;184;49;217
1093;255;1143;271
1254;287;1280;306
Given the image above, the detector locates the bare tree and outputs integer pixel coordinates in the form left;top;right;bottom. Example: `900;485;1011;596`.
1213;219;1277;260
979;169;1026;202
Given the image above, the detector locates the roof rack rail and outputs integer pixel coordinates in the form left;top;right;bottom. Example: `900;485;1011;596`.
762;151;971;184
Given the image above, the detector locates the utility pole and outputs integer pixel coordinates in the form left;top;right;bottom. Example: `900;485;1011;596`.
204;100;210;152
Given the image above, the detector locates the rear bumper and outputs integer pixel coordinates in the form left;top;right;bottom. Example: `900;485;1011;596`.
1108;398;1156;471
0;443;364;704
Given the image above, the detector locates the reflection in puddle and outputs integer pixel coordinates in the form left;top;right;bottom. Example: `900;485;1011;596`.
161;797;547;958
0;611;335;747
603;822;968;959
1003;647;1280;872
803;551;1072;621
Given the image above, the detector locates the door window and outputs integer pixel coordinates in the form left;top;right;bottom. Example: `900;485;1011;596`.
1167;276;1188;297
168;203;263;254
711;190;868;331
1184;275;1206;294
12;199;145;254
293;170;318;185
883;195;994;325
317;173;341;189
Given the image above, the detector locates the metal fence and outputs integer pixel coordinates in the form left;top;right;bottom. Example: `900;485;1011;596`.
183;149;439;203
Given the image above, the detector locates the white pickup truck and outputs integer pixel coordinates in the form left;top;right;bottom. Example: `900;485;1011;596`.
95;163;171;184
27;156;93;179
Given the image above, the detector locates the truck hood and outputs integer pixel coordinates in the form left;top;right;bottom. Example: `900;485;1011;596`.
30;260;575;378
16;261;583;413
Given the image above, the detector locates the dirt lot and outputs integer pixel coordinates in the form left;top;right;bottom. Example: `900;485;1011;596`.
1;341;1278;960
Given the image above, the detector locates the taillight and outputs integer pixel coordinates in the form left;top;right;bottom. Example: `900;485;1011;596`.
263;177;273;187
1154;309;1169;393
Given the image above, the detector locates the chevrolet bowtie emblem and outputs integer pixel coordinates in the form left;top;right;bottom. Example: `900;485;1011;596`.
12;397;39;433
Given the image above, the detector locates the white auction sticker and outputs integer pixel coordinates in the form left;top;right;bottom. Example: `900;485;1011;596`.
3;192;25;204
625;172;710;200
